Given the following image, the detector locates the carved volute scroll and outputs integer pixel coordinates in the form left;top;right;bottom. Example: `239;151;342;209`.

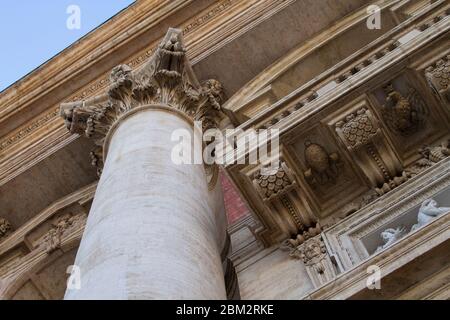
60;28;225;175
425;55;450;105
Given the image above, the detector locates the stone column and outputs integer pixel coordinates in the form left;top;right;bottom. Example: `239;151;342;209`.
61;29;229;299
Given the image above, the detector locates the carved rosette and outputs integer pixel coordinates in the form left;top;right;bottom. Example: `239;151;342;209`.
283;234;337;288
425;55;450;104
60;29;224;176
0;218;12;240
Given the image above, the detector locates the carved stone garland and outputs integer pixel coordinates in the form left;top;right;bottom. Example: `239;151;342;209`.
60;29;224;179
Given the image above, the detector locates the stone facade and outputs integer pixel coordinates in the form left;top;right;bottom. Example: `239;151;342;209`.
0;0;449;299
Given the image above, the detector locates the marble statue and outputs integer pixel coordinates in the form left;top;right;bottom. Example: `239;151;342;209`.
411;199;450;231
375;226;407;253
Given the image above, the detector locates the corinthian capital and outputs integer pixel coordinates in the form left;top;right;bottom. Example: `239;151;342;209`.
60;28;225;174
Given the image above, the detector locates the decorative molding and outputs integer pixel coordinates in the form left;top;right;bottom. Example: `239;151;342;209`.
252;162;296;202
324;159;450;270
0;184;95;298
0;0;281;155
235;6;449;133
40;214;86;254
249;160;317;240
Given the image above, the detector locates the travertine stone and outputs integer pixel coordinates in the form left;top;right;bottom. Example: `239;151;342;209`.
65;106;228;299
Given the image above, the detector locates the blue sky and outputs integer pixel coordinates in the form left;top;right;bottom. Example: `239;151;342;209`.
0;1;135;92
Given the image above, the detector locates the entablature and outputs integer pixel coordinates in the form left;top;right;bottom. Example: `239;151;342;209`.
225;4;450;246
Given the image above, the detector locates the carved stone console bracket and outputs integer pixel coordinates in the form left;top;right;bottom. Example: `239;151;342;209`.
60;28;225;178
282;234;337;288
425;55;450;105
335;107;403;189
252;161;317;237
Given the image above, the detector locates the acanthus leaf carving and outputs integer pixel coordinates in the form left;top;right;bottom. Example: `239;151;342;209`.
282;234;337;288
60;29;225;175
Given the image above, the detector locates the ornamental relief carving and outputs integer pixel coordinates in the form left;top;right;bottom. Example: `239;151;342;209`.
60;29;225;175
251;161;317;238
425;55;450;105
380;83;428;137
40;214;85;254
252;162;296;201
288;125;369;220
0;218;12;241
321;140;450;229
335;106;404;189
282;234;337;288
303;140;342;187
